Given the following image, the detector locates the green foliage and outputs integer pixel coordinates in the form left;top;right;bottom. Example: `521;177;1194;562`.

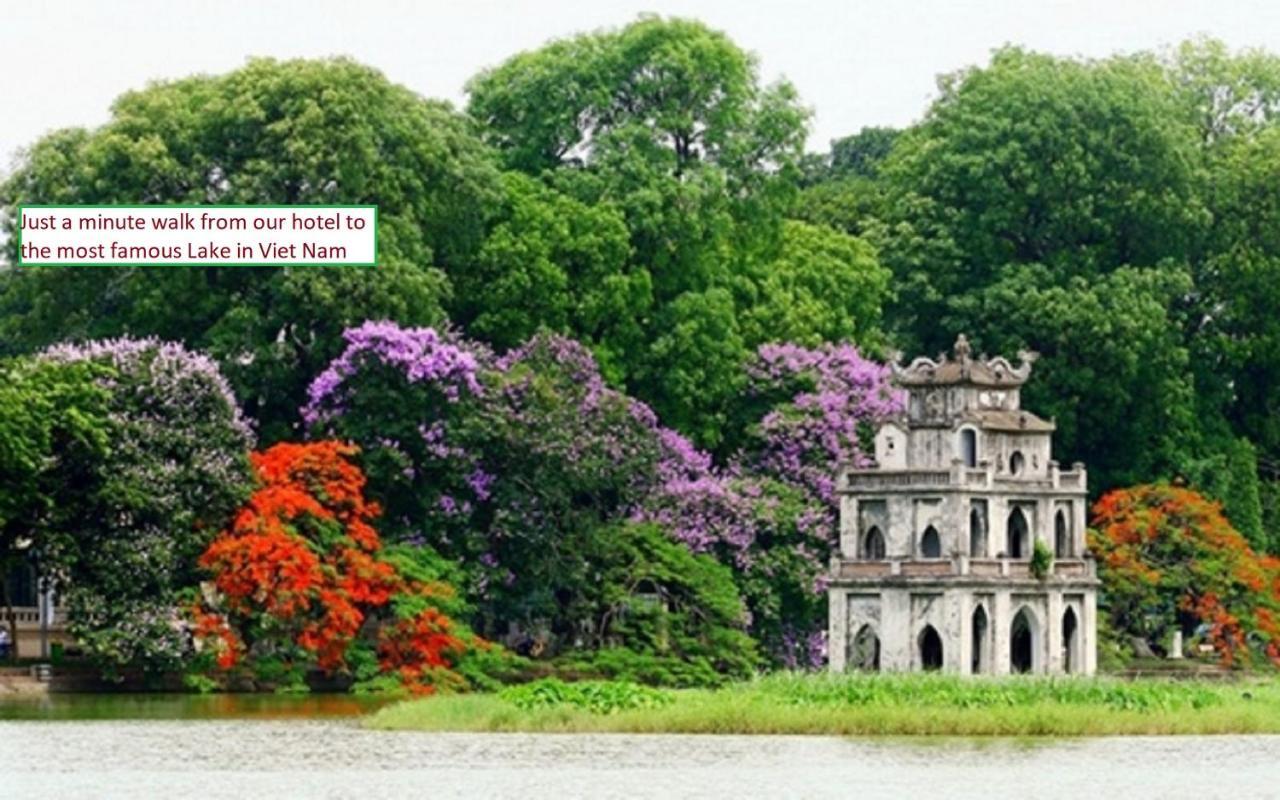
756;672;1221;712
737;220;890;350
1186;437;1266;551
0;357;110;539
802;126;901;184
500;678;673;714
1030;539;1054;580
945;266;1199;491
584;523;759;683
466;16;883;449
0;57;502;442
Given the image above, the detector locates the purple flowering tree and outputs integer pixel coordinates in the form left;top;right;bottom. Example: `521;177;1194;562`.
304;325;683;643
38;338;255;676
642;342;903;667
305;323;900;671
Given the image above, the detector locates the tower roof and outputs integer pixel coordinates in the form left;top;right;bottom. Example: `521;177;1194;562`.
890;334;1038;388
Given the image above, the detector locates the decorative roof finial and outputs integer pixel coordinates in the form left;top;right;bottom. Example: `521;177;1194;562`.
953;333;972;362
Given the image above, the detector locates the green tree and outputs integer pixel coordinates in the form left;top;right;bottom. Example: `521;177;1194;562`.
0;58;502;442
453;172;645;384
800;126;901;185
466;16;830;448
0;358;109;660
877;47;1206;352
737;220;890;350
946;265;1200;492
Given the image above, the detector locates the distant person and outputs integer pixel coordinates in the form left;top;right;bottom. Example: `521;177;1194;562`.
0;625;10;660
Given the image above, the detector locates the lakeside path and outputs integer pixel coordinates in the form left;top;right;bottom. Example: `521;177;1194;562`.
4;720;1280;799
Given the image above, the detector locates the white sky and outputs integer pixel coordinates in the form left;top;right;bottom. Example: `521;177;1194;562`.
3;0;1280;171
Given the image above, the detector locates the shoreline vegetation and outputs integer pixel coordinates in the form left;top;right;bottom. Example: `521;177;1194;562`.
366;674;1280;737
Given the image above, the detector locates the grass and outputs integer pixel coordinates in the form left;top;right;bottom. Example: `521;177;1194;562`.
366;672;1280;736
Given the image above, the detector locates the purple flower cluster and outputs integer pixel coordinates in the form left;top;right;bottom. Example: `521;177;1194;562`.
746;342;904;504
302;320;486;426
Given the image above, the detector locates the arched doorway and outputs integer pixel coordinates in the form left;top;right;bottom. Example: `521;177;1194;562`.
1055;510;1070;557
1010;607;1036;674
1061;607;1079;674
971;605;989;674
920;525;941;558
1006;507;1029;559
863;527;886;560
959;429;977;467
850;624;880;672
919;625;943;671
969;507;987;557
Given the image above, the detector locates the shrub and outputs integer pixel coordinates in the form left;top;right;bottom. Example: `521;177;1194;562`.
499;678;674;714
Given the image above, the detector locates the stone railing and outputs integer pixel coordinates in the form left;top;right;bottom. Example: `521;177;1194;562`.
842;463;1087;493
833;556;1095;581
5;607;65;630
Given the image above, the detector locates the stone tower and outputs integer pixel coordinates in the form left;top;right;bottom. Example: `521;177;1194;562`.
827;335;1098;675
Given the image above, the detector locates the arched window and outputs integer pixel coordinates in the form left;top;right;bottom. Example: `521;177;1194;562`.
959;428;977;468
862;526;886;560
1009;450;1025;475
971;605;989;674
920;525;941;558
1062;607;1079;674
1011;607;1037;674
850;624;881;672
919;625;944;671
969;507;987;558
1055;509;1070;558
1006;507;1029;559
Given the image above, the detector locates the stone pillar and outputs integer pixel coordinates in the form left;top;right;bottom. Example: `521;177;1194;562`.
1084;589;1098;675
880;588;911;671
993;590;1011;676
827;588;847;672
1046;591;1063;674
945;590;964;674
1169;630;1184;660
839;496;858;558
954;591;972;676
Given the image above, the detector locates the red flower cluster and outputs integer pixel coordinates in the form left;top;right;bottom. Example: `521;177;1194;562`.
1090;483;1280;667
194;441;467;690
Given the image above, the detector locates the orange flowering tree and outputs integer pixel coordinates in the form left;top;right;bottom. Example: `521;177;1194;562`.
191;441;473;693
1089;483;1280;667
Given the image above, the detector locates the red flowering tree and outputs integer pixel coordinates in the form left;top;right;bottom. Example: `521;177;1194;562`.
192;441;469;693
1089;483;1280;667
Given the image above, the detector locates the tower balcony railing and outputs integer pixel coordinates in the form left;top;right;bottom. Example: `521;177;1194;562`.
840;460;1087;492
831;554;1096;581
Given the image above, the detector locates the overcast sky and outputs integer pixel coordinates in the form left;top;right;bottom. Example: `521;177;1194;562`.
4;0;1280;171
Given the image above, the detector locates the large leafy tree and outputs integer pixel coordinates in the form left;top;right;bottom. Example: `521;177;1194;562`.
0;57;502;442
944;266;1200;492
875;47;1206;348
466;16;885;449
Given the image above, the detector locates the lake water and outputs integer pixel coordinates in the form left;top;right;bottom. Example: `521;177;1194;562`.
1;696;1277;799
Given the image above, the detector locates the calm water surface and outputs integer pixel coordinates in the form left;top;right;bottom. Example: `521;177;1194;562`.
1;696;1276;799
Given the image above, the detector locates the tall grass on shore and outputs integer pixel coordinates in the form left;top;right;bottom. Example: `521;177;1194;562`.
367;673;1280;736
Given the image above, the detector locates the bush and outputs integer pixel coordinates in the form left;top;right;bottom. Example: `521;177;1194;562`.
499;678;673;714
